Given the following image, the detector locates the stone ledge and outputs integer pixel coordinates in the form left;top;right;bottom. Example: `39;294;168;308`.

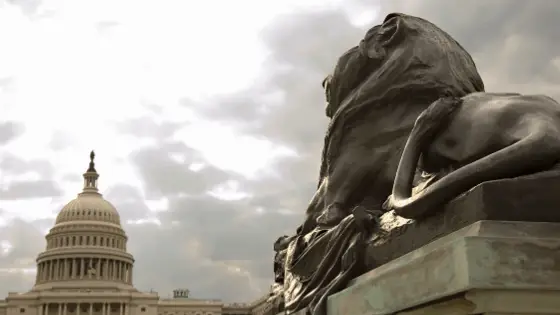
327;220;560;315
365;169;560;269
396;289;560;315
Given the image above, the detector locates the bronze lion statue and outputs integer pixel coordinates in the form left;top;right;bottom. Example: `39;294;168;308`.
299;12;485;233
280;12;490;315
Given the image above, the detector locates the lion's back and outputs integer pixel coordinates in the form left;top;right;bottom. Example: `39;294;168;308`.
426;92;560;167
461;92;560;122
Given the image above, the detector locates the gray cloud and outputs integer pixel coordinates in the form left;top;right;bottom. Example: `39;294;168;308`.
116;118;183;141
0;121;25;146
0;153;62;201
0;219;45;267
96;20;121;35
0;180;62;200
0;272;35;295
105;184;151;221
48;130;77;151
122;141;302;301
129;144;237;199
124;195;300;301
0;76;15;91
5;0;43;16
0;219;45;296
198;9;365;152
126;222;267;301
0;153;55;177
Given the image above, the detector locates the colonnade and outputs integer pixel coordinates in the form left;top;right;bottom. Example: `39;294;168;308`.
47;235;125;250
36;258;133;284
37;303;129;315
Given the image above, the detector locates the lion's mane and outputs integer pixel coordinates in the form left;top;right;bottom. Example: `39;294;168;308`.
319;12;485;207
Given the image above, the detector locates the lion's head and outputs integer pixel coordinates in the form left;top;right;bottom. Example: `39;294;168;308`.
323;13;485;118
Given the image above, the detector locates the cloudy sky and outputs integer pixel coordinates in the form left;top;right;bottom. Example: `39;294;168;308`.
1;0;559;303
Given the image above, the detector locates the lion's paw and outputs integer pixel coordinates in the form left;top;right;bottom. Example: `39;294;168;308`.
382;195;395;211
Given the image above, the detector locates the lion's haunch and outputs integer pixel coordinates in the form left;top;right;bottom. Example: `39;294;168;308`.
385;92;560;219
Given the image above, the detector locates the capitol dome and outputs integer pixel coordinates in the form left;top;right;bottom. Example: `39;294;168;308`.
33;151;135;292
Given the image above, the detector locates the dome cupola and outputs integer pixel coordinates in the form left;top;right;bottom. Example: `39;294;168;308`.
55;151;121;225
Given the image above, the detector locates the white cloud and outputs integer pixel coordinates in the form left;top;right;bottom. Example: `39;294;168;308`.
0;0;334;200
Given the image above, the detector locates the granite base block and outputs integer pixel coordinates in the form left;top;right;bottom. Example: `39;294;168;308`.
327;220;560;315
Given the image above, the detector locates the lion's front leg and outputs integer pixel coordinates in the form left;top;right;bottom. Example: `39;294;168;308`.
316;202;346;227
298;179;328;234
318;151;373;227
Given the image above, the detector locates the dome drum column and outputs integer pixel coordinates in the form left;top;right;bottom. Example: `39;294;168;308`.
35;256;133;284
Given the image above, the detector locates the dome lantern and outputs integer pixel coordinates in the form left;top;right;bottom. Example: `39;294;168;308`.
53;151;121;225
82;150;99;194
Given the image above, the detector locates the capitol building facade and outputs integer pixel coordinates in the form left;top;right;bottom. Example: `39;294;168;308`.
0;153;268;315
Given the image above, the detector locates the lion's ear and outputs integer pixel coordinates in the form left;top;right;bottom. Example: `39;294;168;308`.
361;13;403;59
383;12;403;23
379;13;403;46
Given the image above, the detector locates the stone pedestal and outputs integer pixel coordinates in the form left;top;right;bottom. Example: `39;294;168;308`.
365;170;560;270
327;220;560;315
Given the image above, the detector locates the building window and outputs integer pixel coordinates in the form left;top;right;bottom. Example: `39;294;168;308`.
19;308;25;313
141;307;146;312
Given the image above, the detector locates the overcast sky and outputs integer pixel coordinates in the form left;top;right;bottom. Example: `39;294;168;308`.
1;0;559;303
